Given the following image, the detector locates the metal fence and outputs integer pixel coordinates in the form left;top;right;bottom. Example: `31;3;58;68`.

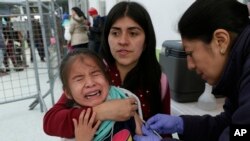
0;0;64;112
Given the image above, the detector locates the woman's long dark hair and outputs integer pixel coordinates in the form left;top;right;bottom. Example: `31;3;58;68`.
72;7;87;19
100;2;162;114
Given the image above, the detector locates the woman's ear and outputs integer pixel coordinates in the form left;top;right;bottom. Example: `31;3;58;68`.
213;29;230;55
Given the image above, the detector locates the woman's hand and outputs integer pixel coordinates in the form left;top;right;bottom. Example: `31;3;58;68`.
93;98;138;121
73;108;101;141
146;114;184;134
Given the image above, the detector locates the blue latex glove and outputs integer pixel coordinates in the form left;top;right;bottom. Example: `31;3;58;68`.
134;125;161;141
146;114;184;134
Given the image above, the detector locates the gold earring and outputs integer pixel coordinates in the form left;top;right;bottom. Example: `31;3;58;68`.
220;49;225;55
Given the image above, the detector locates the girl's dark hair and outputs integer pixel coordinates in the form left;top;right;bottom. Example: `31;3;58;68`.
178;0;250;43
72;7;86;19
60;49;111;99
100;2;162;113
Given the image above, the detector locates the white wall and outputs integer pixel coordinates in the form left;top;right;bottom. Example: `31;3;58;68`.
132;0;195;48
88;0;100;11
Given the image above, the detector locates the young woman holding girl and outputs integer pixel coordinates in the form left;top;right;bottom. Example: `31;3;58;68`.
44;2;170;138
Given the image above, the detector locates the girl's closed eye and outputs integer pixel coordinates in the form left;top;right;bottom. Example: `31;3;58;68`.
72;75;85;82
91;70;103;76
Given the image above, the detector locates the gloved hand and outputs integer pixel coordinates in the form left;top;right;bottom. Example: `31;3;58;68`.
146;114;184;134
134;125;161;141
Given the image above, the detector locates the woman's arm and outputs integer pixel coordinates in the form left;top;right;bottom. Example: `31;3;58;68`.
93;98;138;121
43;94;138;138
43;94;82;138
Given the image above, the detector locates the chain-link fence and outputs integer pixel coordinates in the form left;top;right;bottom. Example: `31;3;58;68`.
0;0;64;112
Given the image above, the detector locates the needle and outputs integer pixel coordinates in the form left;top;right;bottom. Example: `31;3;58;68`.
142;120;163;139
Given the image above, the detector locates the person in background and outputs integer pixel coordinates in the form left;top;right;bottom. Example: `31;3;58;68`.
58;49;142;141
0;17;7;75
2;17;23;71
87;7;106;53
43;1;170;138
27;19;45;62
62;13;71;52
134;0;250;141
12;30;24;66
70;7;89;50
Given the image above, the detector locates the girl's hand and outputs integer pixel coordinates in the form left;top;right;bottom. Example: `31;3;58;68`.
73;108;101;141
